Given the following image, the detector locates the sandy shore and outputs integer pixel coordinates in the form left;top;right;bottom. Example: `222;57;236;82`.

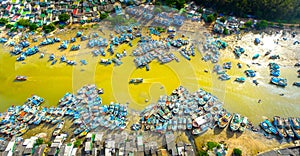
194;128;294;156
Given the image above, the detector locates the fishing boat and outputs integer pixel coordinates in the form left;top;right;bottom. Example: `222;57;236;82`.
289;118;300;139
71;45;80;51
230;113;242;131
238;117;248;132
15;76;27;81
187;118;192;130
244;70;256;77
283;118;295;138
273;116;287;138
218;112;232;128
129;78;143;84
270;77;287;87
172;119;178;131
252;53;260;59
192;123;210;135
293;82;300;87
260;119;278;135
51;60;57;65
100;59;112;65
235;77;245;83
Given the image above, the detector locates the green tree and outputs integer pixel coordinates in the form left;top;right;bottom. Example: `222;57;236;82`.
199;150;209;156
59;13;70;22
223;27;229;35
207;141;219;150
197;8;203;13
73;139;82;148
206;14;215;23
17;19;30;27
233;148;242;156
245;20;253;27
153;7;162;14
220;17;226;23
43;23;56;33
29;23;38;31
6;24;14;29
100;12;109;20
0;18;8;25
256;20;268;29
35;138;44;146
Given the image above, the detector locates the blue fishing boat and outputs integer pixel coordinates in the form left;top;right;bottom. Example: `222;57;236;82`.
239;117;248;132
235;77;245;83
54;37;60;42
71;45;80;51
58;41;68;49
260;119;278;135
0;38;7;43
40;53;44;58
51;60;57;65
219;74;230;81
252;53;260;59
76;31;82;37
70;38;76;43
60;55;66;62
270;77;287;87
244;70;256;77
49;54;55;61
293;82;300;87
80;60;87;65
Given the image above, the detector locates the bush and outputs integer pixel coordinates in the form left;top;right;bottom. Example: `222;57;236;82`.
233;148;242;156
29;23;38;31
17;19;30;27
207;141;219;150
59;13;70;22
0;18;8;25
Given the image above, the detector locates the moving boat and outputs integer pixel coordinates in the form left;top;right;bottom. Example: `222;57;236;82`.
218;112;232;128
15;76;27;81
230;113;242;131
129;78;143;84
260;119;278;135
273;116;287;138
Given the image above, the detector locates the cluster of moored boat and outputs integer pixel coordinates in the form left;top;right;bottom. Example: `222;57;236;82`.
260;116;300;140
215;111;249;132
135;86;224;135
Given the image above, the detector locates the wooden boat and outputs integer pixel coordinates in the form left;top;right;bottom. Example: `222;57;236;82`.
238;117;248;132
230;113;242;131
283;118;295;138
273;116;287;138
15;76;27;81
218;112;232;128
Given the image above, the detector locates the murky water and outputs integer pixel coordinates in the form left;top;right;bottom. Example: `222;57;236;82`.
0;28;299;124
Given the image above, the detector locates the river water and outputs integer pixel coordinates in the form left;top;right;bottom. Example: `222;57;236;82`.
0;28;299;124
